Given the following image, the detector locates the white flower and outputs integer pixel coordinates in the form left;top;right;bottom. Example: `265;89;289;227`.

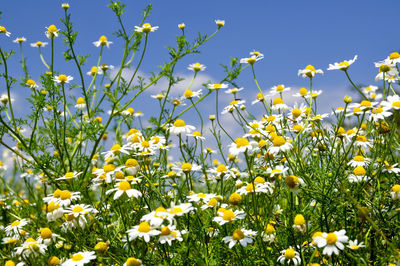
86;66;103;76
228;138;254;156
213;209;245;225
135;23;159;33
168;119;195;135
45;25;60;39
159;226;186;245
236;181;274;195
106;180;142;200
327;55;358;71
102;144;131;161
13;37;26;43
321;230;348;256
215;20;225;27
5;219;29;236
347;239;365;250
126;221;160;242
56;171;82;181
221;99;246;114
181;89;202;100
222;228;257;248
15;237;47;259
268;136;292;154
64;204;97;228
30;41;48;48
54;74;73;84
62;251;96;266
347;155;371;168
269;84;291;95
240;55;263;65
225;87;244;94
207;83;228;90
93;35;112;48
187;193;217;203
277;247;301;265
298;65;323;78
188;62;206;72
167;202;195;217
0;26;11;37
75;97;86;110
390;184;400;200
381;95;400;111
44;189;81;207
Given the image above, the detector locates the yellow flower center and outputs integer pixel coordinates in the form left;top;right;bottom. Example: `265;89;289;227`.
392;101;400;108
142;23;152;33
11;221;20;227
65;172;74;179
192;131;202;137
60;190;72;200
284;248;296;259
48;25;58;34
167;171;177;177
169;207;183;214
353;107;362;114
256;92;264;100
76;97;85;105
35;41;43;47
353;166;366;176
208;198;217;207
118;180;131;191
356;135;367;142
293;124;303;132
161;226;171;236
126;258;141;266
104;164;115;173
235;138;249;148
338;61;350;68
254;176;265;184
192;62;202;71
276;84;284;91
58;74;68;83
379;64;391;72
273;136;286;147
115;171;125;179
90;66;98;75
0;26;7;33
232;229;245;240
53;189;62;198
229;193;242;205
326;233;338;245
184;89;193;98
360;100;371;107
72;206;83;213
72;254;84;261
299;87;308;95
181;162;192;172
272;97;284;105
246;183;255;192
292;108;301;117
222;210;236;221
392;184;400;193
173;119;186;127
265;224;275;234
99;35;108;44
47;201;60;212
294;214;305;225
40;228;53;239
216;164;227;173
26;79;36;87
372;107;383;114
138;222;151;233
354;156;365;162
126;158;139;167
305;65;316;72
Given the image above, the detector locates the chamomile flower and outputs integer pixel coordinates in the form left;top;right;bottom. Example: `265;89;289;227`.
327;55;358;71
383;162;400;174
168;119;195;135
236;180;274;195
46;200;64;221
381;95;400;111
135;23;159;33
159;226;186;245
182;89;202;100
266;165;289;178
121;107;135;117
240;55;263;65
188;62;206;72
277;247;301;265
102;144;130;160
45;24;60;39
0;26;11;37
168;202;195;217
348;166;368;183
285;175;305;193
62;251;96;266
93;35;112;48
25;79;39;90
123;258;142;266
262;223;276;243
268;136;292;154
271;97;289;112
44;189;81;207
293;214;307;233
298;65;323;78
187;131;205;140
187;193;217;203
252;92;267;104
106;180;142;200
228;138;253;156
5;219;29;236
321;230;348;256
225;87;244;95
374;62;398;81
126;221;160;242
353;135;372;149
54;74;73;84
269;84;291;95
64;204;97;228
222;228;257;248
75;97;86;110
30;41;48;48
390;184;400;200
213;209;245;225
292;87;309;97
347;155;371;168
15;237;47;258
207;83;229;91
221;99;245;114
215;20;225;27
13;37;26;43
56;171;82;181
347;239;365;250
86;66;103;76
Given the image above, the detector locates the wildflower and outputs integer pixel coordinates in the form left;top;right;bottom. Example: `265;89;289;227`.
182;89;202;99
15;237;47;258
38;227;58;246
271;97;288;112
268;136;292;154
225;87;244;94
381;95;400;111
383;162;400;174
207;83;229;90
13;37;26;43
135;23;159;33
44;190;81;207
213;209;245;225
298;65;323;78
215;20;225;28
221;99;246;114
62;251;96;266
168;119;195;135
277;247;301;265
347;239;365;250
102;144;130;160
159;226;186;245
187;131;205;140
54;74;73;84
5;219;28;236
262;223;276;243
45;24;60;39
127;221;160;242
228;138;253;156
327;55;358;71
293;214;306;233
178;23;186;30
30;41;48;48
240;55;263;65
374;61;398;81
368;106;392;121
187;193;216;203
106;180;142;200
348;166;368;183
252;92;266;104
56;171;82;181
347;155;371;168
391;184;400;200
293;87;308;97
26;79;39;89
321;230;349;256
93;35;112;48
61;3;70;10
188;62;206;72
75;97;86;110
269;84;291;95
86;66;103;76
0;26;11;37
64;204;97;228
222;228;257;248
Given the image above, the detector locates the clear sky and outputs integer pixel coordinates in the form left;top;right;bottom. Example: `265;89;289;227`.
1;0;399;130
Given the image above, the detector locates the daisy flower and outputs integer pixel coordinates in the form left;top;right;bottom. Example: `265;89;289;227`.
266;165;289;178
228;138;254;156
106;180;142;200
268;136;292;154
277;247;301;265
347;155;371;168
140;206;172;227
5;219;29;236
64;204;97;228
75;97;86;110
390;184;400;200
327;55;358;71
298;65;323;78
236;181;274;195
102;144;130;160
374;62;398;81
126;221;160;242
93;35;112;48
86;66;103;76
292;87;309;98
222;228;257;249
207;83;229;91
321;230;348;256
15;238;47;259
135;23;159;33
271;97;289;112
56;171;82;181
348;166;368;183
123;257;142;266
62;251;96;266
269;84;291;95
13;37;26;43
0;26;11;37
46;200;64;221
30;41;48;48
285;175;305;193
240;55;263;65
225;87;244;94
262;223;276;243
347;239;365;250
187;131;205;140
45;25;60;39
221;99;245;114
44;189;81;208
293;214;306;233
54;74;73;84
159;226;186;245
187;193;217;204
168;119;195;135
381;95;400;111
182;89;202;100
213;209;245;225
368;106;392;121
252;92;267;104
188;62;206;72
215;20;225;27
384;51;400;64
25;79;39;90
383;162;400;174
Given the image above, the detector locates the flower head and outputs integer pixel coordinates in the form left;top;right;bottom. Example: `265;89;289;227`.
0;26;11;37
298;65;323;78
327;55;358;71
93;35;112;48
135;23;159;33
45;25;60;39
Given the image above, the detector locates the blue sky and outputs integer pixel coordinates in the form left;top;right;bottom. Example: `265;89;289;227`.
1;0;399;134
